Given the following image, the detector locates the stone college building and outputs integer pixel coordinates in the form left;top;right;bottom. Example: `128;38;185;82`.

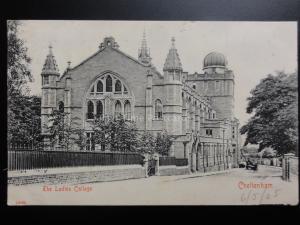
41;33;241;171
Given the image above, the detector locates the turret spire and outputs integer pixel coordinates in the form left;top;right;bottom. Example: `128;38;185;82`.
138;30;151;65
41;44;60;76
163;37;182;71
49;44;53;55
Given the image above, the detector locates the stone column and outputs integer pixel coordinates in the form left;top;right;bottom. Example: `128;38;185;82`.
169;139;175;157
183;142;187;158
143;153;149;178
154;153;160;176
282;153;295;181
213;144;216;166
145;72;153;130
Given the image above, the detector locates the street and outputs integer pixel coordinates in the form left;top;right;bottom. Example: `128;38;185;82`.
8;166;298;205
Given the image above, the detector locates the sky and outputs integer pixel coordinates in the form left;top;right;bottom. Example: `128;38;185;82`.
18;20;297;132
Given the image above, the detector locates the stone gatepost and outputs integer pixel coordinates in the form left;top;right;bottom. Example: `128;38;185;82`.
153;153;160;176
183;142;188;159
143;153;149;178
282;153;295;181
191;151;197;172
169;139;175;157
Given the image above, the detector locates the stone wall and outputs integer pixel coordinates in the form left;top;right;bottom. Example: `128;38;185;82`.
159;165;190;176
282;154;298;181
8;165;146;186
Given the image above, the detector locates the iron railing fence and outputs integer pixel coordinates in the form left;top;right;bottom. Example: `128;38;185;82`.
159;156;176;166
8;149;144;171
175;158;188;167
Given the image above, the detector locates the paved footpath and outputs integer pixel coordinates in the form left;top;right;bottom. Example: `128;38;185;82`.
8;166;298;205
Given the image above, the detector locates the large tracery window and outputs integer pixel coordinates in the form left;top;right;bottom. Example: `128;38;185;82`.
97;80;103;93
106;75;112;92
155;99;163;119
86;74;132;121
124;100;131;120
87;101;94;119
115;80;122;93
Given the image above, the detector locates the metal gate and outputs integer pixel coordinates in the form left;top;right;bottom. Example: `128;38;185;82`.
147;159;157;176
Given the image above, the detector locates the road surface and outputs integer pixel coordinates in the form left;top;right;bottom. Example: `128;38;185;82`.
8;165;298;205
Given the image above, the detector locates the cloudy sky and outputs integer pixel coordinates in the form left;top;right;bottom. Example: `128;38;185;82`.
19;20;297;130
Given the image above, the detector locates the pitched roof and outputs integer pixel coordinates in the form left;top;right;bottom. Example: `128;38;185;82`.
60;38;162;80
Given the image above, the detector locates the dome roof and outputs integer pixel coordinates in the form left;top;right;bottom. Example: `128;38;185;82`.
203;52;228;69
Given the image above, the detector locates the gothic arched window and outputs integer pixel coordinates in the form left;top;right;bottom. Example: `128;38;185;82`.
155;99;163;119
87;101;94;119
124;100;131;120
96;101;103;118
106;75;112;92
97;80;103;93
115;80;122;93
58;101;64;113
114;100;122;118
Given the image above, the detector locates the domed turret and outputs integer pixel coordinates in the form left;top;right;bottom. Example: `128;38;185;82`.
203;52;228;70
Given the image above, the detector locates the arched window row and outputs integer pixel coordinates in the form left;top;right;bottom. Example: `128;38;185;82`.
86;99;132;120
90;75;129;95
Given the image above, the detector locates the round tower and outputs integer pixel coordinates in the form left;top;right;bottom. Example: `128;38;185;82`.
41;45;60;147
202;52;234;120
163;37;183;135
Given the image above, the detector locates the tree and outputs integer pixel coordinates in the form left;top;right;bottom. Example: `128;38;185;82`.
7;20;38;146
92;115;139;152
240;71;298;156
138;131;156;154
7;20;32;96
262;148;277;158
155;131;172;156
47;110;85;151
8;94;42;147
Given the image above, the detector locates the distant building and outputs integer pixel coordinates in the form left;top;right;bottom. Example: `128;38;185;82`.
40;33;241;170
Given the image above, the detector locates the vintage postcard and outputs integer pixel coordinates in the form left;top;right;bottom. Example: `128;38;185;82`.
7;20;298;205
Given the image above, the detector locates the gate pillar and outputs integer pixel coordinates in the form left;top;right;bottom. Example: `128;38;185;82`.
154;153;160;176
282;153;295;181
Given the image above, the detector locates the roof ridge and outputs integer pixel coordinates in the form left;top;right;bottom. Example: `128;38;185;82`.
60;45;162;81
